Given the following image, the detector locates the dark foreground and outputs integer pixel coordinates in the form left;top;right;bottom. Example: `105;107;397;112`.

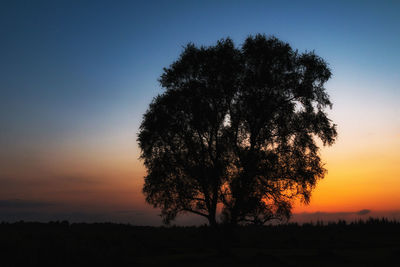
1;219;399;266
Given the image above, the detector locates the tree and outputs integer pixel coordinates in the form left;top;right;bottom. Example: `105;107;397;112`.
137;34;337;226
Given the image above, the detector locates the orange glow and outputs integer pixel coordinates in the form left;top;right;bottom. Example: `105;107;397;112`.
294;130;400;213
1;102;399;223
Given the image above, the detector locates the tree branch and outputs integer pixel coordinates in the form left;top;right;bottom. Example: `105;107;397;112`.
182;208;209;218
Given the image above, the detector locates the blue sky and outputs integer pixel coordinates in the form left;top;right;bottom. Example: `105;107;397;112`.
1;0;399;145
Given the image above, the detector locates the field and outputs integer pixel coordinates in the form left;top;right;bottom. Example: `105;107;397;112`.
1;219;399;266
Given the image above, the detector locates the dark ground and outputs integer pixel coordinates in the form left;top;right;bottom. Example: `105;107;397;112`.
1;218;399;266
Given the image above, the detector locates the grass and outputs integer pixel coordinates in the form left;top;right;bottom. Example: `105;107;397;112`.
1;218;399;266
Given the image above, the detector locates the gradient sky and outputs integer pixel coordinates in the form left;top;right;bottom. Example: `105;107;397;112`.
1;0;399;225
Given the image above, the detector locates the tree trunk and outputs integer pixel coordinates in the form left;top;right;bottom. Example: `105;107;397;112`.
208;207;218;228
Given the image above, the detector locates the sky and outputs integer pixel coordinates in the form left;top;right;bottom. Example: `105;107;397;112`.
0;0;399;225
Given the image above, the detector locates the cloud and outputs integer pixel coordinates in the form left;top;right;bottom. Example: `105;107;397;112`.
115;210;146;216
0;174;102;193
357;209;371;215
58;175;101;185
0;199;54;209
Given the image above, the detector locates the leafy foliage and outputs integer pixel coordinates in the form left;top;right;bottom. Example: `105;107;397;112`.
138;34;337;225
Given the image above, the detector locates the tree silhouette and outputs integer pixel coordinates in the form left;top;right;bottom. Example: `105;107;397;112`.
138;34;337;226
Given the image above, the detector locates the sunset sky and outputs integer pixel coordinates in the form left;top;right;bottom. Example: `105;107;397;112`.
1;0;399;225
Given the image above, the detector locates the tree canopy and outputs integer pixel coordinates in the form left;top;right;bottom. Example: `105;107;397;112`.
137;34;337;226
